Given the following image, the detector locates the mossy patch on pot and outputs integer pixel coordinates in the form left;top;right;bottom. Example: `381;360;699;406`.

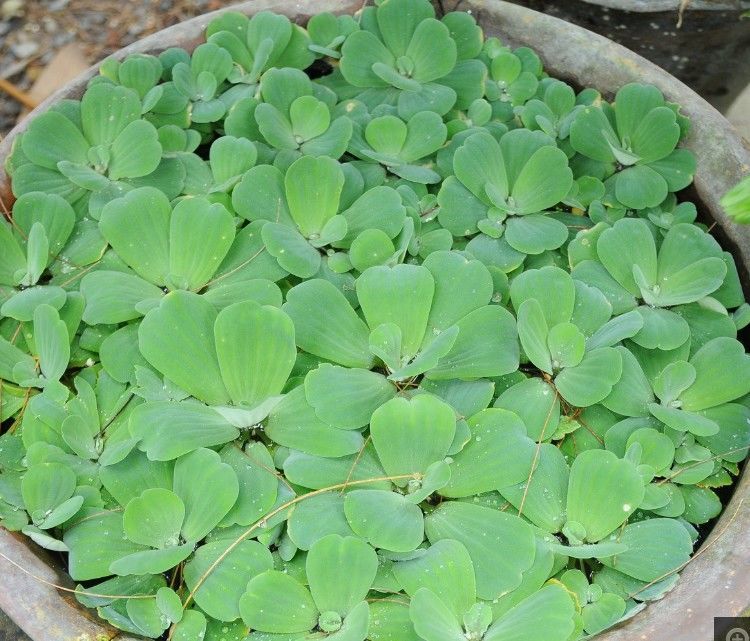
0;0;749;640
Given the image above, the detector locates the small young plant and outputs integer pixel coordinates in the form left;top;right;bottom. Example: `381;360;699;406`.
1;0;748;640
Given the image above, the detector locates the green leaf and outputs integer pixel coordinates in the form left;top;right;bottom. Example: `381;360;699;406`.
283;279;373;368
130;401;239;461
33;304;69;382
0;220;25;286
285;156;345;237
240;570;318;633
13;192;75;258
65;511;146;581
287;492;354;551
266;385;365;457
305;364;395;429
650;227;727;305
123;488;184;548
172;610;207;641
340;31;394;88
261;221;322;279
511;266;575;329
1;285;66;322
210;136;257;185
427;306;520;380
168;198;235;290
582;593;626;635
596;218;657;296
81;83;140;145
21;462;76;524
504;215;569;255
484;584;575;641
602;346;654;417
425;501;536;599
184;539;273;621
344;489;424;552
307;534;378;616
80;271;163;324
156;587;183;624
679;337;750;411
441;408;535;497
215;301;295;406
511;146;573;214
600;518;692;581
233;165;291;225
283;444;389;491
99;187;171;286
566;449;644;542
110;544;193;576
393;539;476;617
409;589;465;641
614;165;668;210
173;448;239;542
500;443;569;533
555;347;623;407
422;251;493;333
22;111;89;168
220;442;278;526
108;119;161;181
139;291;230;406
357;264;434;359
494;378;560;441
126;597;169;638
370;395;455;484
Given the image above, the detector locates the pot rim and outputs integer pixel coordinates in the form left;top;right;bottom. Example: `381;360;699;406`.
0;1;748;640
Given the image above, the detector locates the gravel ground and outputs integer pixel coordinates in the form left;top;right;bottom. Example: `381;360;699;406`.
0;0;227;136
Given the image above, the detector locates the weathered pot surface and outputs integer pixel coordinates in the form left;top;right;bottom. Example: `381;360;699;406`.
0;1;748;640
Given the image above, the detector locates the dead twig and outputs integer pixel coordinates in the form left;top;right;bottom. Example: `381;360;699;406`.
0;77;37;110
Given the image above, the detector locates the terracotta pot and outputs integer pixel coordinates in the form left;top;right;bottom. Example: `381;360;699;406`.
0;1;748;639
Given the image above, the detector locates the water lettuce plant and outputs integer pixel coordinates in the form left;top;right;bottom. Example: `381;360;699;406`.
1;1;749;640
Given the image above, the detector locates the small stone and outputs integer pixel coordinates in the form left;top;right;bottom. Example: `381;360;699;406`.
1;0;23;20
10;38;38;59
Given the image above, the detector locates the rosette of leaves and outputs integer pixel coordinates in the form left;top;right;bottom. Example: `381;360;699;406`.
134;288;296;429
77;185;286;332
6;367;140;552
7;83;165;210
339;0;481;118
570;218;731;344
232;155;406;277
169;42;235;124
239;534;376;638
602;336;750;485
307;11;360;59
172;134;259;198
0;193;75;288
509;265;625;407
438;129;574;254
481;39;544;122
569;83;696;209
0;195;82;388
518;78;584;141
283;253;519;384
399;537;577;641
346;110;447;183
97;53;165;115
205;10;315;105
252;68;353;160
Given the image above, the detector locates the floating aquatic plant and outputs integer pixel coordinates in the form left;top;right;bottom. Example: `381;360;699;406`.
1;0;749;640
